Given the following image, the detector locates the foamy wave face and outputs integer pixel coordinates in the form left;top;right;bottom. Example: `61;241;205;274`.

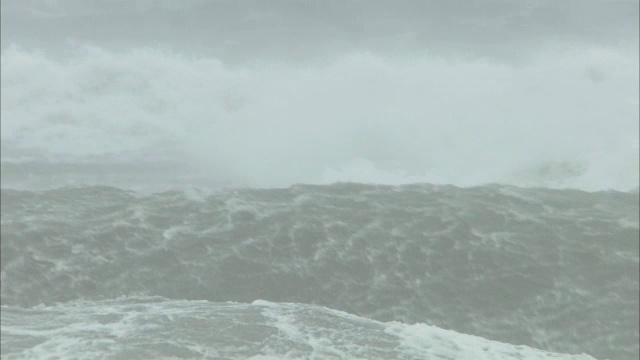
1;45;638;190
0;297;597;360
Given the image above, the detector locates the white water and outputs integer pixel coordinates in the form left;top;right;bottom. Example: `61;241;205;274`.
1;297;599;360
1;45;638;191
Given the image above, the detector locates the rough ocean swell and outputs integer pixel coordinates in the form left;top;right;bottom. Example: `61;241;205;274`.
1;183;638;359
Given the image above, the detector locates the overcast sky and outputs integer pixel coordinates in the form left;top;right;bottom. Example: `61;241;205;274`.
3;0;638;62
1;0;638;190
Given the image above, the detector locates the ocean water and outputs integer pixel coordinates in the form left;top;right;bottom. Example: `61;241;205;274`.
1;183;637;359
2;2;638;359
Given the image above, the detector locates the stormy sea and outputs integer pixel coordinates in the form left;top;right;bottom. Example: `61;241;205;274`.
1;183;638;359
2;1;639;359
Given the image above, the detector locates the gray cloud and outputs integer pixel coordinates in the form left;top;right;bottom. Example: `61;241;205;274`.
585;65;606;83
2;0;638;63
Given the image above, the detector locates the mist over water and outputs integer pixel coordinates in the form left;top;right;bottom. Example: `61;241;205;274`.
1;1;638;191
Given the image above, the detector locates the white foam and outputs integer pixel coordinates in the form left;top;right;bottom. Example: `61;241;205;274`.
1;46;637;191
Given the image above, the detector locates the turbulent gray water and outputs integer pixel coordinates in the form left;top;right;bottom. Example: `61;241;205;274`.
1;183;638;359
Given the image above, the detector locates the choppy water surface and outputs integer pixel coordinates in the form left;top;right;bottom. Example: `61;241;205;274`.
1;183;638;359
